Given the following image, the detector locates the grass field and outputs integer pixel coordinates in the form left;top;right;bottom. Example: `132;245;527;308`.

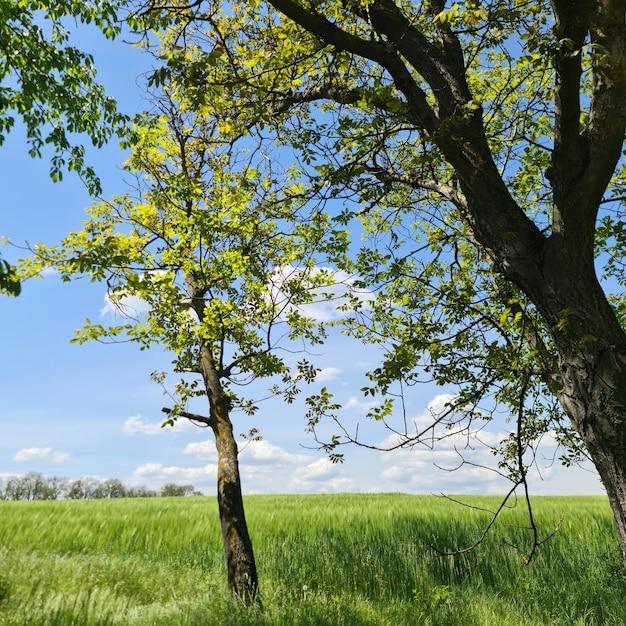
0;494;624;625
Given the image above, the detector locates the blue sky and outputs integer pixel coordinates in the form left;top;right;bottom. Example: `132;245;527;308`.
0;24;604;497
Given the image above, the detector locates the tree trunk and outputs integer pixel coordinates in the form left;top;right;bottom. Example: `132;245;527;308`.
559;355;626;561
552;313;626;561
211;398;259;602
587;431;626;562
528;259;626;562
192;326;260;601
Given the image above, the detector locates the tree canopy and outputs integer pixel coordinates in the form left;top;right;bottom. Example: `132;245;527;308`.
0;0;127;187
11;0;626;564
23;85;360;598
0;0;128;295
29;93;346;408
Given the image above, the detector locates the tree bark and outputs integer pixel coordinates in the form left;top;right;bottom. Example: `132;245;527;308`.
190;308;259;602
585;420;626;561
210;396;259;602
542;271;626;560
558;345;626;561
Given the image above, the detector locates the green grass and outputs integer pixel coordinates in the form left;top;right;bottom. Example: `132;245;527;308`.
0;494;623;625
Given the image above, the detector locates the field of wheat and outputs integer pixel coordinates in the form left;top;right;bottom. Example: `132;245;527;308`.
0;494;623;625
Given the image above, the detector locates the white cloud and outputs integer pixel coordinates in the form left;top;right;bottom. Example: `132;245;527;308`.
268;264;374;323
123;414;205;436
376;421;508;491
316;367;342;382
300;457;337;480
287;457;354;493
344;395;378;414
131;436;352;493
182;440;216;458
124;391;606;497
130;456;355;494
359;394;608;495
378;393;486;449
40;266;59;278
99;270;176;319
128;431;606;496
132;462;217;483
183;438;308;467
123;415;162;435
354;393;512;493
376;443;605;495
399;393;459;432
241;440;309;466
13;447;70;464
100;293;150;318
426;393;457;417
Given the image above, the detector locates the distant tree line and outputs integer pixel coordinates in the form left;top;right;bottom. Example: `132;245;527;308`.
0;472;201;501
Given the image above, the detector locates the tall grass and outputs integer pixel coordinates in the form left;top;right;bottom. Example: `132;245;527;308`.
0;494;623;625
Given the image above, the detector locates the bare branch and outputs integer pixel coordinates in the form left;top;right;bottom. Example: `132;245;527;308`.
162;406;214;427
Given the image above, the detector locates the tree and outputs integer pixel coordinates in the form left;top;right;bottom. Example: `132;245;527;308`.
39;476;69;500
93;478;127;498
126;485;158;497
67;476;101;500
0;0;128;189
0;0;129;295
160;483;195;497
140;1;626;560
1;472;49;500
25;91;346;600
0;474;160;500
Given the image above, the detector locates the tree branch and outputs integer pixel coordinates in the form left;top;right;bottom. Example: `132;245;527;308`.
267;0;439;131
266;2;546;295
162;406;214;427
550;0;594;218
550;0;626;263
363;165;467;207
275;84;415;123
583;1;626;223
367;0;473;117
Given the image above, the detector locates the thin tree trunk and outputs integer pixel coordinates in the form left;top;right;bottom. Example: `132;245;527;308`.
193;329;259;602
211;397;259;602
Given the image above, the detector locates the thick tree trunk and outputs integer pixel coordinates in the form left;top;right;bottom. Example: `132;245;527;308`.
211;398;259;602
587;432;626;561
528;260;626;561
553;316;626;561
560;358;626;561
